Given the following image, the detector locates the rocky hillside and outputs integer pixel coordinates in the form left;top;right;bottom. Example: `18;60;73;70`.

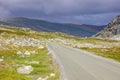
0;17;105;37
93;15;120;39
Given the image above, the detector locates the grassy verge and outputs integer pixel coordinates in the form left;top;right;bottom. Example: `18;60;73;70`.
0;47;60;80
0;25;60;80
81;47;120;62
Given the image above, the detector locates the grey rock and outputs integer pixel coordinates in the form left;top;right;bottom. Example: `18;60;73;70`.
17;65;33;74
93;15;120;38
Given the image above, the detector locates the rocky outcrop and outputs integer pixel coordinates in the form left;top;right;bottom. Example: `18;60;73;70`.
111;34;120;40
93;15;120;38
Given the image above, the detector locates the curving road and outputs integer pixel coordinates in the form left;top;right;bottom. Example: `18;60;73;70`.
47;42;120;80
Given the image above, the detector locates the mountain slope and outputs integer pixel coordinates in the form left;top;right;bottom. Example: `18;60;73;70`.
93;15;120;39
68;24;105;33
0;17;105;37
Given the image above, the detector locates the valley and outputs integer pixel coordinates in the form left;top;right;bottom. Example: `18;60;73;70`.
0;15;120;80
0;17;105;37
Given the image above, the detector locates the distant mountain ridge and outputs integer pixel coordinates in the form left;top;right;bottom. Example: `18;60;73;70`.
0;17;105;37
93;15;120;39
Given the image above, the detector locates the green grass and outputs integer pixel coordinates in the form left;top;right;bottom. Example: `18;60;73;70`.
0;25;69;39
0;25;60;80
0;48;60;80
0;25;120;80
82;47;120;62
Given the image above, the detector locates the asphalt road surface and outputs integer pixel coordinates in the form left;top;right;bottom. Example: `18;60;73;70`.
47;42;120;80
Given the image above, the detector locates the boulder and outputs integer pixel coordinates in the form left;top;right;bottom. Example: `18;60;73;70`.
17;65;33;74
24;51;31;56
50;73;55;77
0;59;3;62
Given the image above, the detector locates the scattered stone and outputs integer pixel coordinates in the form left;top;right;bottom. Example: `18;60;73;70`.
17;65;33;74
42;78;48;80
17;51;22;55
0;59;4;62
50;73;55;77
37;76;49;80
39;45;44;49
45;76;49;80
24;51;31;56
37;77;43;80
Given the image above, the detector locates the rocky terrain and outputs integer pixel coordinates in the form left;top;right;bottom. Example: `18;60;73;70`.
0;24;120;80
0;25;61;80
93;15;120;40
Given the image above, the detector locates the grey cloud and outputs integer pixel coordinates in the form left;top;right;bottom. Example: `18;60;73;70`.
0;0;120;15
0;7;10;18
0;0;120;24
40;13;119;25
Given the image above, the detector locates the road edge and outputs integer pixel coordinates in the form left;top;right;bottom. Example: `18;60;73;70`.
46;43;68;80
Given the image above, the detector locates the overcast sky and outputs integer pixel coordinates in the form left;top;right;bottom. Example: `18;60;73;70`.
0;0;120;25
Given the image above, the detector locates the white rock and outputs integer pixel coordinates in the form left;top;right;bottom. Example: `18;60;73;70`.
24;51;31;56
17;51;22;55
45;76;49;79
17;66;33;74
37;77;43;80
0;59;3;62
42;78;47;80
39;45;44;49
50;73;55;77
37;76;49;80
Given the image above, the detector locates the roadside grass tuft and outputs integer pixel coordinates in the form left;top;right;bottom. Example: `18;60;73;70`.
81;47;120;62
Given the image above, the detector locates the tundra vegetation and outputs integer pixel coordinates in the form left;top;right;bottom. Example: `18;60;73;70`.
57;36;120;62
0;25;120;80
0;25;60;80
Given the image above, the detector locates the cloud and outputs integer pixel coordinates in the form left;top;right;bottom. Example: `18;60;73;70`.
0;0;120;15
0;0;120;24
0;7;10;18
38;12;119;25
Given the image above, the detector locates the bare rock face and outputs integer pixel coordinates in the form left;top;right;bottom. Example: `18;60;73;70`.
111;34;120;40
93;15;120;38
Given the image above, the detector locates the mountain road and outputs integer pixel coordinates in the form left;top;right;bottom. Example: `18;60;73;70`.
47;42;120;80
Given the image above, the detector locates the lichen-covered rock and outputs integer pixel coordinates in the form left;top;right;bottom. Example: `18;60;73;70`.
17;51;22;55
24;51;31;56
37;77;42;80
38;45;44;49
50;73;55;77
111;34;120;40
0;59;4;62
17;65;33;74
